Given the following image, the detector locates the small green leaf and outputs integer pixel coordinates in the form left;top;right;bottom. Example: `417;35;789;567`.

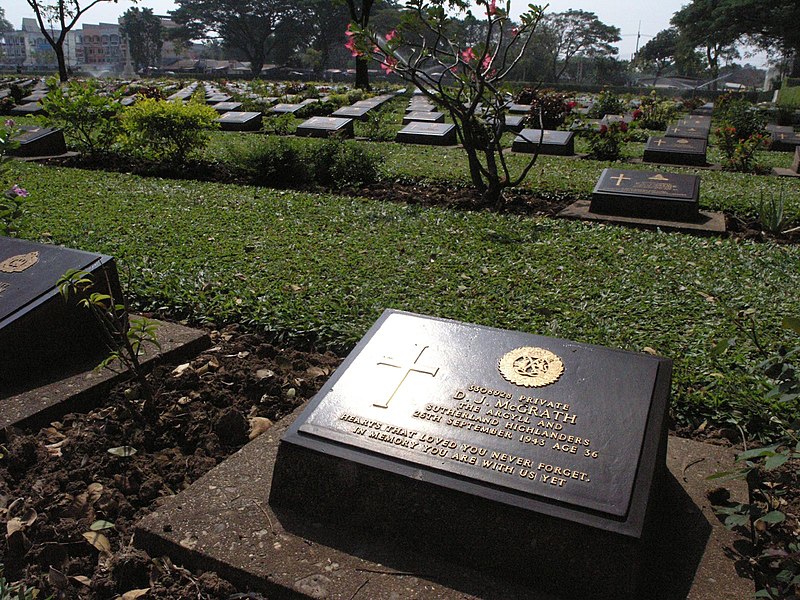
724;513;750;529
90;520;115;531
764;453;789;470
756;510;785;524
107;446;137;457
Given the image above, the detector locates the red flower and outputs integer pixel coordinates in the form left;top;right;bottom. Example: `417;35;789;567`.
380;56;398;74
632;109;643;120
600;124;608;136
619;122;628;132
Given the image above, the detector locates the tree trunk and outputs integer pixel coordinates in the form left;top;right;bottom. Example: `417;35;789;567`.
250;58;264;78
55;43;68;83
355;56;370;89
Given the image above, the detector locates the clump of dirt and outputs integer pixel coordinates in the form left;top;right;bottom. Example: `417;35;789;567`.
0;325;341;599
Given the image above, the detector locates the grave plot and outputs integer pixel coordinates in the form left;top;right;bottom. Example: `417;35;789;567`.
9;125;67;157
559;168;725;233
406;102;436;113
296;116;354;138
120;95;137;106
331;104;373;121
770;130;800;152
135;309;752;600
601;114;633;125
215;111;263;132
206;94;233;104
499;114;525;132
402;111;445;124
643;136;707;166
395;121;457;145
211;101;244;113
507;102;532;113
772;146;800;177
0;237;122;394
10;102;44;116
511;128;575;156
665;125;709;140
676;116;711;130
692;103;714;116
270;103;304;114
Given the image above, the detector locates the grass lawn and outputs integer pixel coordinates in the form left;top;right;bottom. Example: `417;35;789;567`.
8;150;800;435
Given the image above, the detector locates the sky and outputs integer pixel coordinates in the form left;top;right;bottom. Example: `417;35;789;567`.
0;0;769;67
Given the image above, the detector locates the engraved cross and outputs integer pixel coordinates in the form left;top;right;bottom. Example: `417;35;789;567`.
654;139;665;146
374;345;439;408
611;173;631;186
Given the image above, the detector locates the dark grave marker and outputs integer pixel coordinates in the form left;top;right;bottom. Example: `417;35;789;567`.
601;114;633;125
402;111;445;124
770;130;800;152
511;128;575;156
395;121;457;145
676;116;711;129
215;111;263;132
406;102;435;113
270;309;671;598
270;103;304;114
10;102;44;116
211;101;243;113
507;102;532;114
206;94;232;104
691;103;714;116
21;91;47;103
771;146;800;177
643;136;707;166
295;116;354;138
590;168;700;221
665;125;708;140
331;105;372;121
765;124;793;136
9;125;67;157
0;236;123;393
499;114;525;132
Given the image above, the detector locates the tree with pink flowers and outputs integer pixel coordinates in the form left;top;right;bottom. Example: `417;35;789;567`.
349;0;547;206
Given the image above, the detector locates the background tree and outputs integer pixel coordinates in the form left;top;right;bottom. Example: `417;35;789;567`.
120;7;162;71
342;0;376;89
637;27;678;85
0;7;13;33
717;0;800;77
671;0;739;88
25;0;136;82
536;10;620;82
171;0;298;77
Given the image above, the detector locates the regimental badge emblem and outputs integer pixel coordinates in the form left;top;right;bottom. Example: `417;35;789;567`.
0;251;39;273
498;347;564;388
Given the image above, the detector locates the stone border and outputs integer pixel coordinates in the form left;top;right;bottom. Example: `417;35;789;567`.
135;406;752;599
558;199;727;235
0;318;209;431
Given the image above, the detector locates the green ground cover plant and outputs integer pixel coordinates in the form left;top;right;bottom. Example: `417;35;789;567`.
9;160;800;435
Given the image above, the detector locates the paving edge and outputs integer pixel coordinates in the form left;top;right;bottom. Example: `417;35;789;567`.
1;318;210;431
135;406;753;600
558;199;727;235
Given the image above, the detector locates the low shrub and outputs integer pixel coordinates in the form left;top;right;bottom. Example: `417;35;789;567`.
358;105;398;141
715;125;768;172
227;136;378;189
716;96;766;140
121;99;219;164
264;113;297;135
516;88;574;129
39;79;124;155
588;90;626;118
633;93;679;130
584;121;628;161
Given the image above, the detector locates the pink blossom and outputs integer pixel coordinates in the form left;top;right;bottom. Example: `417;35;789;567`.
511;27;519;37
345;23;355;37
9;185;28;197
488;0;497;15
4;119;14;128
461;47;476;62
481;54;492;70
380;56;398;74
385;29;397;42
345;37;362;57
